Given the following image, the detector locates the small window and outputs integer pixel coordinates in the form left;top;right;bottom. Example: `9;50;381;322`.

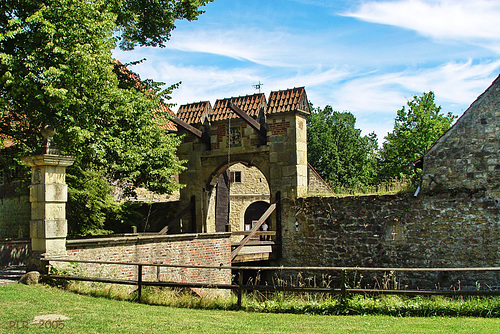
230;171;242;183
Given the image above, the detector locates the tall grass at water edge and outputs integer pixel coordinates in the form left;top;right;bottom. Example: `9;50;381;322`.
59;279;499;318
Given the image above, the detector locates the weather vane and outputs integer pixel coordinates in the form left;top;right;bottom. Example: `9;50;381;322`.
252;81;264;93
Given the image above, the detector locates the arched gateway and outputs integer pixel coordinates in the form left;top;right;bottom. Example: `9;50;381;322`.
173;88;310;234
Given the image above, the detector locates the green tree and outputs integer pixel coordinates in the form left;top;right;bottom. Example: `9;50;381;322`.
0;0;211;234
307;106;378;190
380;91;456;181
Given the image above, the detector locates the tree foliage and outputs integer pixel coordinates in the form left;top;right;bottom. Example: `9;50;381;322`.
0;0;210;234
111;0;212;50
380;91;456;180
307;106;378;189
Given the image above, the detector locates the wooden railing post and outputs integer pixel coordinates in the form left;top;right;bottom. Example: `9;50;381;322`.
137;264;143;302
275;191;282;259
237;269;244;309
341;269;347;301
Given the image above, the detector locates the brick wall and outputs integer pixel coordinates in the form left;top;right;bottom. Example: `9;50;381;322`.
268;117;290;136
281;193;499;290
65;233;232;296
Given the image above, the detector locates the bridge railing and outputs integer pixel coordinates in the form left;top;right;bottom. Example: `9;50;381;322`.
42;258;500;308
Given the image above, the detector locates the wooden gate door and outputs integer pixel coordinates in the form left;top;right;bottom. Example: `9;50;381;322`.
215;171;230;232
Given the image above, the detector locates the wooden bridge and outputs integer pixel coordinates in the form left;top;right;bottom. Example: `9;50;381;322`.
231;231;278;263
230;202;281;263
158;194;282;264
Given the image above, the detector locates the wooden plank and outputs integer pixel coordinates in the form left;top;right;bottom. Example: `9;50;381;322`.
232;231;276;236
170;117;203;138
215;172;230;232
231;202;276;259
236;245;272;255
275;191;282;259
229;102;261;132
42;259;500;272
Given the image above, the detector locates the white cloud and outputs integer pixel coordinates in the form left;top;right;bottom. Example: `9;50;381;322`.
344;0;500;51
335;59;500;111
324;59;500;138
167;28;299;67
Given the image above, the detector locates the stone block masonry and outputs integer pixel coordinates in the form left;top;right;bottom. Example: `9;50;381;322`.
423;74;500;201
65;233;232;297
281;192;499;290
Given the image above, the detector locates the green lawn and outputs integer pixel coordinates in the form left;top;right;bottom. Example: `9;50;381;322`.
1;284;499;334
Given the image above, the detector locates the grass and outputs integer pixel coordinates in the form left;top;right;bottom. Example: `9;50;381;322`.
47;278;500;318
308;179;413;197
1;284;499;334
330;179;413;197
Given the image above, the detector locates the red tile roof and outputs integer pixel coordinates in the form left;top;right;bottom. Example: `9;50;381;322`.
157;104;177;131
175;87;310;125
267;87;309;114
113;59;144;89
177;101;212;124
210;93;266;122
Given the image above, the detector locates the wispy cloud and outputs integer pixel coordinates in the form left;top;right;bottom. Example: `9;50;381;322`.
344;0;500;51
167;28;301;67
329;59;500;137
335;60;500;113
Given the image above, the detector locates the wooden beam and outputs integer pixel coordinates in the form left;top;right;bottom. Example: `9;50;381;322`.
229;102;261;132
231;202;276;260
170;117;203;138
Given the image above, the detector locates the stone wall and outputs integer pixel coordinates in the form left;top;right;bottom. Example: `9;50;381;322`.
281;193;499;290
307;164;333;196
228;163;270;195
228;163;270;232
65;233;232;296
0;195;30;239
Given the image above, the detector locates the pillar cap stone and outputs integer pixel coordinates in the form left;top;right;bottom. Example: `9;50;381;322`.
21;154;75;167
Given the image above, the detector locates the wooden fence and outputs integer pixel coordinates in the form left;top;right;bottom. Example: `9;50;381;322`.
42;258;500;308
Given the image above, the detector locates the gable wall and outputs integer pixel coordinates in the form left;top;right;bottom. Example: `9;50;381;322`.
423;75;500;201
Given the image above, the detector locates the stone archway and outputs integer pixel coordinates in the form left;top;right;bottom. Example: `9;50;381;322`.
244;201;271;231
205;162;271;233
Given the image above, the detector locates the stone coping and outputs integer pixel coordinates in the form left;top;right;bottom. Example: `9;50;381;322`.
66;232;231;248
21;154;75;167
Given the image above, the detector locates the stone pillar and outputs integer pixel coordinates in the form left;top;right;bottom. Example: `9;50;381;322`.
21;127;75;272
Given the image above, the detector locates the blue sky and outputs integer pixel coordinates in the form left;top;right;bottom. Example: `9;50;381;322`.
113;0;500;142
